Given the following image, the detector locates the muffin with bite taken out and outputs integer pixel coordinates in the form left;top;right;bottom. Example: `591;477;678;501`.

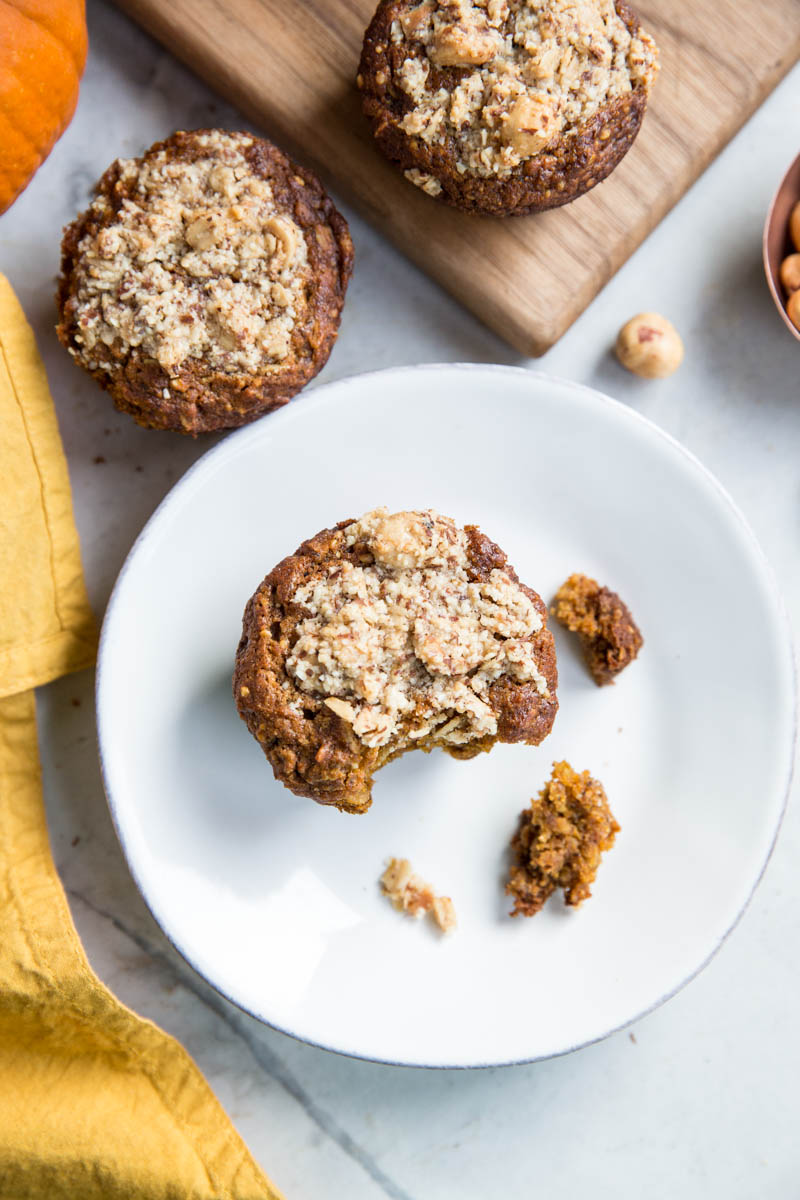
234;507;559;813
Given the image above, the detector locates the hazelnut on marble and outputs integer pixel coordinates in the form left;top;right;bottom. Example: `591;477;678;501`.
615;312;684;379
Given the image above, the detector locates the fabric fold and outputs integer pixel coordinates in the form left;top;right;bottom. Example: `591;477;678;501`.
0;274;281;1199
0;274;97;698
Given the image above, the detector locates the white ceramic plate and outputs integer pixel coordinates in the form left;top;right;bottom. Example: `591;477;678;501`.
97;365;795;1068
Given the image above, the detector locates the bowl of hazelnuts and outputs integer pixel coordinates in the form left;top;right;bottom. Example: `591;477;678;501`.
764;152;800;342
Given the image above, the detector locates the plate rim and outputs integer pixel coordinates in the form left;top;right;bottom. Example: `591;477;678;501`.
95;362;797;1069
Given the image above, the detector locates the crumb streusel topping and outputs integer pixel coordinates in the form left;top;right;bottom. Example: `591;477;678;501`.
391;0;659;179
286;508;549;749
68;131;310;376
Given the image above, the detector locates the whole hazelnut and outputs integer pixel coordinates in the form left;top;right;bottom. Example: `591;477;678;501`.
615;312;684;379
790;200;800;253
786;289;800;332
780;253;800;294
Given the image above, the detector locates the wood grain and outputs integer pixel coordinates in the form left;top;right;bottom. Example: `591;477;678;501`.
113;0;800;355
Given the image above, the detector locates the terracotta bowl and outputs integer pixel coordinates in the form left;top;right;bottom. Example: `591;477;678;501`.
763;151;800;343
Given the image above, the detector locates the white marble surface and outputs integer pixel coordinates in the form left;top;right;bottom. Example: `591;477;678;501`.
2;3;798;1195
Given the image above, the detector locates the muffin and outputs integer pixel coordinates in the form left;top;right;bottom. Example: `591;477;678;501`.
358;0;659;216
381;857;457;932
552;572;642;685
234;508;559;813
57;130;354;434
506;760;619;916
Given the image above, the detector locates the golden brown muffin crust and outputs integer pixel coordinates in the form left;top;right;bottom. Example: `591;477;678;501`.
507;760;619;916
358;0;658;216
234;509;558;813
552;571;643;685
57;130;353;434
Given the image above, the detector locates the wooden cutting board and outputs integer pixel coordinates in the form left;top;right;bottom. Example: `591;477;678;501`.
114;0;800;355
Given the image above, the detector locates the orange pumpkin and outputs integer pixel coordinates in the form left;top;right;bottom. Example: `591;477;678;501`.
0;0;87;214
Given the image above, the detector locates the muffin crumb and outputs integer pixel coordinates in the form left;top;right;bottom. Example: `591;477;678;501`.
552;572;642;685
507;761;619;917
381;857;457;932
431;894;458;933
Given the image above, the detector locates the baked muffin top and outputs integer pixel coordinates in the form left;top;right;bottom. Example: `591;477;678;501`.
384;0;658;185
65;130;313;379
552;571;643;685
234;507;559;812
58;129;353;434
507;760;619;916
286;508;551;750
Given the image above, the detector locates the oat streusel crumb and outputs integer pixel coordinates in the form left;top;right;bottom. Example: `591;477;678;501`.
381;857;458;932
506;760;619;916
393;0;659;179
69;130;310;376
286;508;550;749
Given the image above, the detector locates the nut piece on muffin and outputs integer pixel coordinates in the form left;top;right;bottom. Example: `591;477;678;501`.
234;508;559;813
358;0;659;216
552;572;642;685
57;130;354;434
506;760;619;916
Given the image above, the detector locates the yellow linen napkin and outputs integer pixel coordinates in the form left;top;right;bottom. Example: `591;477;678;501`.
0;275;282;1199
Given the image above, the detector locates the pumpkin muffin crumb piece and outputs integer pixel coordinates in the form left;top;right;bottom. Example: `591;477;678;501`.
381;857;457;933
551;572;642;685
507;761;619;917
